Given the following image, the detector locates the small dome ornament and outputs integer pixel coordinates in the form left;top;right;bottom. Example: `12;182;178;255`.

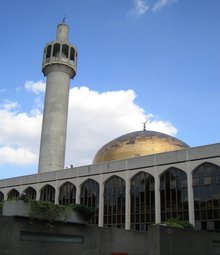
143;115;149;131
62;15;66;24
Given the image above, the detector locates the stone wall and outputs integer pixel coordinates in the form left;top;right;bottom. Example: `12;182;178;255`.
148;225;220;255
0;216;148;255
1;216;220;255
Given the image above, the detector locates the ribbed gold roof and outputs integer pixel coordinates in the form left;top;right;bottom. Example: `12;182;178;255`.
93;130;189;164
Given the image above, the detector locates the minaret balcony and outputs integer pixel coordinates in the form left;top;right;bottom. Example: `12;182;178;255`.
42;42;77;71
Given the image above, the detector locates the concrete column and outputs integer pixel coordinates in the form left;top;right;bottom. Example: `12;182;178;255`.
98;181;104;227
125;179;131;230
155;173;161;223
56;23;69;42
75;182;80;204
54;183;59;204
187;170;195;226
38;67;71;173
36;190;40;201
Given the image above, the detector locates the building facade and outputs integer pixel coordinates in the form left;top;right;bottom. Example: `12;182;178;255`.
1;142;220;232
1;22;220;234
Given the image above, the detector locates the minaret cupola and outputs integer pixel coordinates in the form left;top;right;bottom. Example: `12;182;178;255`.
42;19;77;79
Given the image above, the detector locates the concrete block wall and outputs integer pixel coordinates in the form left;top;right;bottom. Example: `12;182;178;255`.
1;216;220;255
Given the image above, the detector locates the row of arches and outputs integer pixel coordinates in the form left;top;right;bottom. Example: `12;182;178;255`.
1;162;220;231
43;42;77;66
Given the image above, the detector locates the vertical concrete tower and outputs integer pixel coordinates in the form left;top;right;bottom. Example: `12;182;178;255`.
38;21;77;173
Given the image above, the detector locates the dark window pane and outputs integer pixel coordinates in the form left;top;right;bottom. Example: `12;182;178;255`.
193;163;220;231
80;179;99;225
40;185;55;203
160;168;188;222
0;192;4;202
130;172;155;230
23;187;36;200
59;182;76;205
104;176;125;229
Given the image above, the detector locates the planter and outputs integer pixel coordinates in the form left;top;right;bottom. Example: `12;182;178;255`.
2;200;88;224
3;200;31;217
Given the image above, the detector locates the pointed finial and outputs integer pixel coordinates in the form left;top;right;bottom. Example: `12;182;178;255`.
143;116;148;131
62;15;66;23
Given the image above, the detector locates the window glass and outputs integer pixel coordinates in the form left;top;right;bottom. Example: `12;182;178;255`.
160;168;188;222
23;187;36;200
104;176;125;229
59;182;76;205
130;172;155;231
7;189;19;200
40;185;55;203
193;163;220;232
80;179;99;225
0;191;4;202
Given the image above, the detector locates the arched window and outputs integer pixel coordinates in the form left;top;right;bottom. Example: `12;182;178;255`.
104;176;125;229
62;44;69;58
40;185;55;203
46;44;52;59
130;172;155;231
0;191;4;202
23;187;36;200
160;167;188;222
70;47;75;62
80;179;99;225
59;182;76;205
7;189;19;200
52;43;60;58
193;162;220;232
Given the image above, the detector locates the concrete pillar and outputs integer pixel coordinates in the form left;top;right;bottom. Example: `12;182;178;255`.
38;66;72;172
56;23;69;42
36;190;40;201
187;170;195;226
98;181;104;227
155;173;161;223
125;179;131;230
54;183;59;204
75;181;80;204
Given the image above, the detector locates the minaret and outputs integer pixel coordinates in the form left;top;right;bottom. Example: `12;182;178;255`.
38;20;77;173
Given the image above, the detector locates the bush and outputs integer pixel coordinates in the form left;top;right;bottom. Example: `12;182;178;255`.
67;204;95;220
164;219;193;229
30;201;66;224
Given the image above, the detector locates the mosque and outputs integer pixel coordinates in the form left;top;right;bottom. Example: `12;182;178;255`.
0;21;220;234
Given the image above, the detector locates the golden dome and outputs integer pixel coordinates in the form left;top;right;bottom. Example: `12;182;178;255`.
93;130;189;164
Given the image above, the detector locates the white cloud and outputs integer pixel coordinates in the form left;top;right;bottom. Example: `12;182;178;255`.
0;83;178;170
129;0;178;16
65;86;177;167
25;80;45;109
1;100;19;111
0;103;42;166
0;147;38;165
130;0;149;17
153;0;177;11
147;118;177;135
25;80;46;94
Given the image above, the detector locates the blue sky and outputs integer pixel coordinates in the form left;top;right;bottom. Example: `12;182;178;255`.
0;0;220;179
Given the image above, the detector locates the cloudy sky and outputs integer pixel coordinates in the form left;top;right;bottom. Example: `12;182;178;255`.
0;0;220;179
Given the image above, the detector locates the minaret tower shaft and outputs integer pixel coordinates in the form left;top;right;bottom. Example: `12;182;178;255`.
38;22;77;173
